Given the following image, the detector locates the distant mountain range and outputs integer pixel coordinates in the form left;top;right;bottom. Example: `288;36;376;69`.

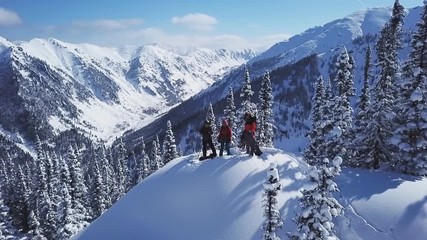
0;37;255;144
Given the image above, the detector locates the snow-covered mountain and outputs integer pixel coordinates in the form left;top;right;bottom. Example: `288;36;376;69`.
249;6;419;69
74;148;427;240
0;37;255;143
121;6;423;154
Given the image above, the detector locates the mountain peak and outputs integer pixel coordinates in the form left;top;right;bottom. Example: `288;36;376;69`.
248;6;420;68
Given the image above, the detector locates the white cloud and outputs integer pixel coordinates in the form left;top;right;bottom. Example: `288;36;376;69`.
0;8;22;26
72;18;143;30
103;28;290;51
171;13;217;31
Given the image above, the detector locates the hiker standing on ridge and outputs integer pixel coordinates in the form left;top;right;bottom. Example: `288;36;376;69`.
243;112;257;156
218;119;232;156
199;120;217;158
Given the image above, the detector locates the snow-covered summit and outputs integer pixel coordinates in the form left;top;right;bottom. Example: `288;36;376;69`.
74;148;427;240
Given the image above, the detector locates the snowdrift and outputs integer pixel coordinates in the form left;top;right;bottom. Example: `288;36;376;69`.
74;148;427;240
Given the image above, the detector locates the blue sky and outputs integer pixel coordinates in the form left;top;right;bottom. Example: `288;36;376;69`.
0;0;423;50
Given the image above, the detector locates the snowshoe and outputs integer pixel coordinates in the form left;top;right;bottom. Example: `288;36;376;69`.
199;153;216;161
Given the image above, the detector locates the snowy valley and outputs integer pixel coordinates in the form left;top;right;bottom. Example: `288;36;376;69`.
0;37;255;142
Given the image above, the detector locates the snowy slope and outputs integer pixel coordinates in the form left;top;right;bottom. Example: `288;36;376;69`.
74;148;427;240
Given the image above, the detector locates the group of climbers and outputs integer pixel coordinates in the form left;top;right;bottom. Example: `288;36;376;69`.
198;112;261;160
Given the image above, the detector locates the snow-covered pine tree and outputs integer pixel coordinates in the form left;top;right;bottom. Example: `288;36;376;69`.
351;46;373;167
28;210;47;240
0;156;8;194
259;70;274;147
90;159;108;218
335;47;355;101
150;140;162;173
155;134;162;162
238;68;257;141
393;1;427;175
0;191;16;239
304;76;327;165
136;138;150;181
67;146;90;230
224;87;237;146
47;153;62;223
114;139;128;199
262;163;283;240
322;48;354;164
163;120;178;165
324;77;333;103
126;150;137;190
56;182;81;240
0;155;14;215
363;0;404;169
32;145;54;238
206;103;219;148
291;157;343;240
240;68;256;115
15;165;31;232
99;146;113;208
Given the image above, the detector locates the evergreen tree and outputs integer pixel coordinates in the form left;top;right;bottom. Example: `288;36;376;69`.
15;165;31;232
351;46;373;167
394;1;427;175
67;146;90;230
56;182;82;240
238;68;257;143
150;140;162;173
292;157;343;240
0;191;16;239
224;87;237;146
99;146;113;208
334;47;355;101
155;134;162;162
206;103;219;148
28;210;47;240
0;155;14;213
322;49;355;163
259;70;274;147
262;163;283;240
240;68;256;114
304;76;327;165
163;120;178;165
363;0;404;169
114;139;128;200
324;77;333;103
32;146;54;237
90;160;108;218
134;138;150;183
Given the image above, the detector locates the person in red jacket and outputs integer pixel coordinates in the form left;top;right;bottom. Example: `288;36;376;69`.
218;119;232;156
243;112;257;156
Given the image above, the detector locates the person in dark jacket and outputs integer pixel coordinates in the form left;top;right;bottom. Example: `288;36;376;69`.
199;120;217;158
218;119;232;156
243;112;257;156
